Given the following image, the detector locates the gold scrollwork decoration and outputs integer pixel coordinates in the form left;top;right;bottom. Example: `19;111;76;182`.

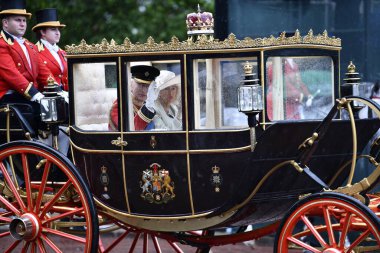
111;137;128;147
66;29;341;55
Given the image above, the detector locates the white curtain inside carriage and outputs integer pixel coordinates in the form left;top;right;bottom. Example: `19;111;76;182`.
73;62;117;131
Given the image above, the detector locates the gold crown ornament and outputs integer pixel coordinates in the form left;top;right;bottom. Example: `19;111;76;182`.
186;4;214;41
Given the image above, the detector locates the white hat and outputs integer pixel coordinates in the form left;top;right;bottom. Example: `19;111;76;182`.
155;70;181;90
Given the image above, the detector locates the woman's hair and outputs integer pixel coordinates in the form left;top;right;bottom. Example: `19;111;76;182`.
34;27;46;40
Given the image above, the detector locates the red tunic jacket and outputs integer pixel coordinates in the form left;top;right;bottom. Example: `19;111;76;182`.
109;100;153;131
36;40;68;91
0;30;55;100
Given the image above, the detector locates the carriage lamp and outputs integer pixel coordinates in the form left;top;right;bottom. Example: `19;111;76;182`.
238;61;263;151
40;78;67;124
341;61;365;109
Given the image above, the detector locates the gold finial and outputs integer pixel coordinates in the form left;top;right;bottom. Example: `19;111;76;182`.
243;61;253;75
347;61;356;73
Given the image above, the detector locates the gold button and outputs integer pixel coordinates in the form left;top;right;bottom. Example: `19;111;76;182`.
59;75;62;78
17;63;21;66
44;61;47;64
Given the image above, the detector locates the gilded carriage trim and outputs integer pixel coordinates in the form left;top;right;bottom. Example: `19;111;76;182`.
184;55;195;214
70;126;118;134
70;139;251;154
70;125;187;134
95;198;237;232
188;128;249;133
260;50;267;129
66;30;341;55
65;44;341;59
70;125;251;134
222;160;303;216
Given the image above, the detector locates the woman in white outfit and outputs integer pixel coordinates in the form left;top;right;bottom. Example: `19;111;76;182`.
145;70;182;130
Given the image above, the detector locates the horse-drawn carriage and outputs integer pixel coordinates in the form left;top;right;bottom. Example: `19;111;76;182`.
1;9;380;253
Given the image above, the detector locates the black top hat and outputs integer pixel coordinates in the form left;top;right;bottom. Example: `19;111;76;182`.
131;65;160;84
0;0;31;18
32;8;65;32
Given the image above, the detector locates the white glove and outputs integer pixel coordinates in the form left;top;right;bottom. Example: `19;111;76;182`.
145;81;159;112
31;92;44;103
306;95;313;107
31;92;49;111
58;90;69;103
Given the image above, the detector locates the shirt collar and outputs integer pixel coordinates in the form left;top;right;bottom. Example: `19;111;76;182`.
41;39;59;52
3;30;24;44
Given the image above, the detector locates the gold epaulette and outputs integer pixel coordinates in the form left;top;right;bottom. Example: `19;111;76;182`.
0;31;13;45
36;41;44;52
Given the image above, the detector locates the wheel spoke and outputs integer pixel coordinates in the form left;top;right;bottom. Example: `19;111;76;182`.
167;240;184;253
338;212;353;248
128;232;141;253
0;231;11;239
143;233;148;253
287;236;322;253
151;235;162;253
0;195;21;216
44;227;86;243
39;180;72;218
21;241;30;253
0;162;26;212
40;233;62;253
103;228;130;253
42;207;84;224
301;214;328;248
37;237;47;253
4;239;21;253
323;206;336;246
31;242;36;253
34;160;51;214
345;229;371;252
21;153;33;212
0;216;12;222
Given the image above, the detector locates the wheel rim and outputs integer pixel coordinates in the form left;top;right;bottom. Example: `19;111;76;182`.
0;143;97;252
276;194;380;253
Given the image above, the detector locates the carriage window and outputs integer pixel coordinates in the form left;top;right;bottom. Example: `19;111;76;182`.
266;57;334;121
125;60;183;131
73;62;118;131
193;58;254;130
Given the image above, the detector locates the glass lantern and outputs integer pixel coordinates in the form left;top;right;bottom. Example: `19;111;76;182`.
40;81;67;123
238;84;263;113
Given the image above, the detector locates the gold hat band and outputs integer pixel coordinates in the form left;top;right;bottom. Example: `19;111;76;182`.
32;21;66;32
0;9;32;18
133;77;152;85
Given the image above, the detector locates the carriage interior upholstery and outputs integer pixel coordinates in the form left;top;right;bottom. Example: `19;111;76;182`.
73;62;117;131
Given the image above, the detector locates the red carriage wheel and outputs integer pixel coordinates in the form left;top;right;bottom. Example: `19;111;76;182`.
97;218;196;253
0;141;98;252
274;192;380;253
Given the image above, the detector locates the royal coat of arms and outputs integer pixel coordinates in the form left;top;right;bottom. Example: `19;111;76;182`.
140;163;175;204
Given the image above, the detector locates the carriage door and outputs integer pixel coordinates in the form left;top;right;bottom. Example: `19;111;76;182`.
70;58;126;211
121;58;192;216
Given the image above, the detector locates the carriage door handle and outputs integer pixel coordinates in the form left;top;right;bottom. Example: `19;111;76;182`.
111;137;128;147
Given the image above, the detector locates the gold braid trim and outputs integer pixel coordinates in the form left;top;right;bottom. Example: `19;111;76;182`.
23;82;33;99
